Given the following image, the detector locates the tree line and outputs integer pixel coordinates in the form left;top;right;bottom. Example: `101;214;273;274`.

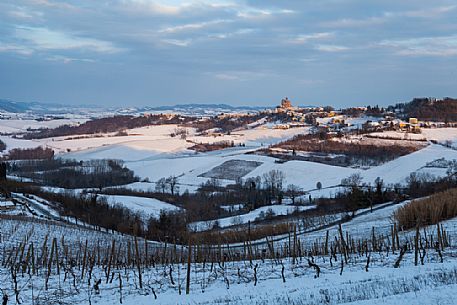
2;146;54;160
8;158;138;189
274;133;420;165
22;114;194;139
389;97;457;122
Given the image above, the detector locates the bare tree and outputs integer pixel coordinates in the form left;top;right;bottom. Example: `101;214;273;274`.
262;170;285;204
171;127;189;140
166;176;179;196
341;173;363;191
155;178;167;193
286;184;302;205
341;173;364;213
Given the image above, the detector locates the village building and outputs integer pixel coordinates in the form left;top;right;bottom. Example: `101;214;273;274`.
276;97;293;113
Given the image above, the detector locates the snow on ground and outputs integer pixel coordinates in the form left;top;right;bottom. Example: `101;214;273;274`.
189;204;315;231
64;139;190;162
368;130;426;140
422;127;457;143
369;128;457;144
246;156;358;189
120;136;457;195
0;118;86;133
50;125;191;157
5;123;457;199
301;201;404;246
56;143;457;197
359;144;457;184
98;194;181;218
221;204;244;212
58;124;309;160
230;125;309;146
0;135;44;155
12;193;61;219
2;211;456;305
316;115;380;129
124;151;357;193
87;255;457;305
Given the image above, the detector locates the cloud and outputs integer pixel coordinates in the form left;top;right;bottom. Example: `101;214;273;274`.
237;7;295;19
46;55;96;63
1;0;456;107
323;5;457;28
161;38;192;47
120;0;183;15
321;16;386;28
0;43;34;56
207;28;256;40
212;70;271;81
8;6;44;20
119;0;238;16
289;32;334;44
388;5;457;18
14;26;124;53
29;0;78;11
379;35;457;57
315;44;349;52
159;19;232;34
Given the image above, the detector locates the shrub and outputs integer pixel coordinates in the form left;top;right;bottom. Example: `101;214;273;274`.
394;188;457;230
6;146;54;160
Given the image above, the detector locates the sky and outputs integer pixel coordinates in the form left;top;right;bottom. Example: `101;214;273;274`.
0;0;456;108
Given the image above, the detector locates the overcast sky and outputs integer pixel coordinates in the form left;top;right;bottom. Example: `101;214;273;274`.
1;0;456;108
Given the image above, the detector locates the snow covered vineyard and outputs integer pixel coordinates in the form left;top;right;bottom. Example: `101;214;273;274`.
1;204;457;305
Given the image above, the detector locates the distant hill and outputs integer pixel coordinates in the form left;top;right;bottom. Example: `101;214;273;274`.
0;99;96;115
0;99;36;113
0;98;316;117
0;99;271;117
391;97;457;122
117;103;269;116
0;99;102;117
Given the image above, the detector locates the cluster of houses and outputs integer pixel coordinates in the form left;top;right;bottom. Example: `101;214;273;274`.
271;98;428;134
184;97;449;135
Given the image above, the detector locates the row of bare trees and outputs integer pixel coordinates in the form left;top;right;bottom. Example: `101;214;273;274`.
2;147;54;161
22;114;194;139
9;158;138;189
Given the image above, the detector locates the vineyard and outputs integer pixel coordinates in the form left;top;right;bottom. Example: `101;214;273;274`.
1;200;456;305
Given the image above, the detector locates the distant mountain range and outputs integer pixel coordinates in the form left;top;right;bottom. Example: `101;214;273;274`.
0;99;42;113
0;99;100;116
0;98;322;118
117;103;269;116
0;99;274;117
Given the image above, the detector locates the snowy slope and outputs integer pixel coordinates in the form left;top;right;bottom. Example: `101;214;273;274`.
360;144;457;184
98;194;181;218
189;204;315;231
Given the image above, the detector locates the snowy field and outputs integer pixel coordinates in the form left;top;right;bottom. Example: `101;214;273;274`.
189;204;316;231
369;128;457;145
4;123;457;198
98;194;182;219
0;118;87;133
120;143;457;196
